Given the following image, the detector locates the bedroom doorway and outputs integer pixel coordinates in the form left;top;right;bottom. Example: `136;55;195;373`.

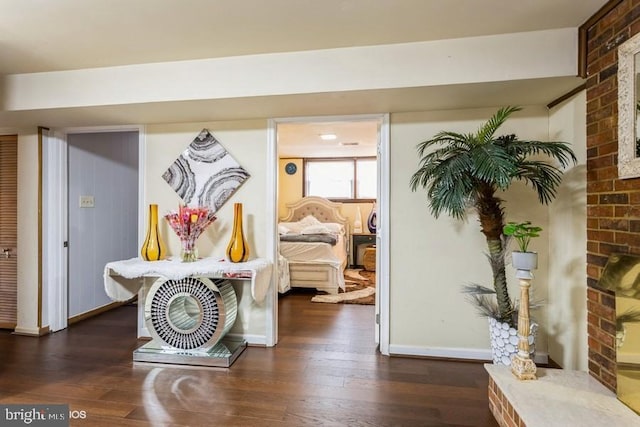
271;114;389;353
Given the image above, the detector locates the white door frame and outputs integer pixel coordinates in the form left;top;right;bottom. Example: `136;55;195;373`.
266;114;390;354
42;129;68;332
43;125;145;331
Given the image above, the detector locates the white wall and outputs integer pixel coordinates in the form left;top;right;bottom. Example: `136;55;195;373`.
548;91;588;370
144;120;270;343
12;103;587;363
4;29;578;112
389;106;553;360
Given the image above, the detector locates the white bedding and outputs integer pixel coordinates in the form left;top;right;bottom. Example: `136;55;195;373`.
278;229;347;293
280;233;346;265
277;200;350;294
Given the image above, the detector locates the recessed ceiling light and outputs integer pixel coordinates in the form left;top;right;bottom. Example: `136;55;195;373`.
319;133;337;140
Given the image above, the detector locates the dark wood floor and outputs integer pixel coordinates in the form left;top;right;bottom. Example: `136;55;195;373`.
0;292;498;426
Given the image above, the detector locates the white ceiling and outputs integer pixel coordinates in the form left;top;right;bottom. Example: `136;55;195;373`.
0;0;608;145
0;0;606;75
278;119;379;158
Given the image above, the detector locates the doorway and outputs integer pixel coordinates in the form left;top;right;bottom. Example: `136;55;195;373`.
271;114;389;352
44;127;144;332
67;131;139;320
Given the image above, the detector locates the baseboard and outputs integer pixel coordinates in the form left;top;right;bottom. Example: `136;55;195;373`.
388;344;548;364
226;333;267;346
68;300;129;325
13;326;42;336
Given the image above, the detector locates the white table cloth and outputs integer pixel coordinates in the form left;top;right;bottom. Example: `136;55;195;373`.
104;257;272;303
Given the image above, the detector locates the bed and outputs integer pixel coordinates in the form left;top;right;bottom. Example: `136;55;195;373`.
278;196;350;295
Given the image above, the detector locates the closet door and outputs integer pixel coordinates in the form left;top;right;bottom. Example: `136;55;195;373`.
0;135;17;328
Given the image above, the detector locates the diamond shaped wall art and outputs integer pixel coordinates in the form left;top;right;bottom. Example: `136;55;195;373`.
162;129;250;213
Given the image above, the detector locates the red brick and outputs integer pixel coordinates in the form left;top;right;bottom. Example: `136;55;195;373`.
598;166;618;181
615;232;640;246
587;205;614;217
586;129;615;148
587;180;614;193
629;191;640;204
585;0;639;393
598;140;618;155
599;88;618;108
599;218;629;230
587;229;615;243
614;178;640;191
599;192;629;204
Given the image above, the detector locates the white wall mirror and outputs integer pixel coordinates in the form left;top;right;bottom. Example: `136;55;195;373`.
618;32;640;179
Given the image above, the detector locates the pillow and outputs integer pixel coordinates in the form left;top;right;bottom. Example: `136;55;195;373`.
278;224;291;235
321;222;345;234
298;215;321;228
279;221;304;233
301;224;332;235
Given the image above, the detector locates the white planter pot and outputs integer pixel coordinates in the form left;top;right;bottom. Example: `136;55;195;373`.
511;251;538;271
488;317;537;366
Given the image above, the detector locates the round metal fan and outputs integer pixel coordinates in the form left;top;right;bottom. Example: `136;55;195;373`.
144;277;237;351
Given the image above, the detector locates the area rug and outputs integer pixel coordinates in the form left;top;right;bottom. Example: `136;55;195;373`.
311;269;375;305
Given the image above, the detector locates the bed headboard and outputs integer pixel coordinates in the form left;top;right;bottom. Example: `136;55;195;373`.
280;196;350;235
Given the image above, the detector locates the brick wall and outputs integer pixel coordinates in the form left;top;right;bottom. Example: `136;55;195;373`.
586;0;640;392
488;377;524;427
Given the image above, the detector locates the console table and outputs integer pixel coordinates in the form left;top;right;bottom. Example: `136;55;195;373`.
351;233;376;267
104;257;272;367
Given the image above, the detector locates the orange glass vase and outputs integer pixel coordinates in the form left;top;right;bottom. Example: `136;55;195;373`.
226;203;249;263
141;204;167;261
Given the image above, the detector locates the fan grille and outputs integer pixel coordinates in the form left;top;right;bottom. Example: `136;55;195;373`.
146;277;235;350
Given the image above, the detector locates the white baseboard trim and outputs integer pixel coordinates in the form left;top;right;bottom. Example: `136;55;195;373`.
13;326;42;336
389;344;548;364
227;333;267;346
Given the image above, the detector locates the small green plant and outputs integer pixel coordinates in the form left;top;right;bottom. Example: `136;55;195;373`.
503;221;542;252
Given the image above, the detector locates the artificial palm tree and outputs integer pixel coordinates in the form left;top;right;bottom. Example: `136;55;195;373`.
410;106;577;327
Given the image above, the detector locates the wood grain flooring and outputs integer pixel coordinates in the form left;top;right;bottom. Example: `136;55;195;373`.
0;291;498;426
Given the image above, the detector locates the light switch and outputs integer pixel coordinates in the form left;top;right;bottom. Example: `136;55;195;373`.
79;195;95;208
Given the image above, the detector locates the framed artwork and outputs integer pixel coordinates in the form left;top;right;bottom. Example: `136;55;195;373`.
162;129;250;212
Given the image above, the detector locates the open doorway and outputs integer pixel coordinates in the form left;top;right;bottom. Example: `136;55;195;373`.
274;116;381;347
43;127;143;333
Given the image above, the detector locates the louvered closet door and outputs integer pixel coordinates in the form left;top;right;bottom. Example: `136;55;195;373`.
0;135;17;328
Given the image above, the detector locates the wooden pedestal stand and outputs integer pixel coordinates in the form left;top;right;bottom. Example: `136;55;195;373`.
511;269;537;380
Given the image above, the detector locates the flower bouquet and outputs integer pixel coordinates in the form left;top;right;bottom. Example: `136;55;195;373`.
165;205;217;262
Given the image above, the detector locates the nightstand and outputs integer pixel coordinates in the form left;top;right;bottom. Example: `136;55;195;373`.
351;233;376;268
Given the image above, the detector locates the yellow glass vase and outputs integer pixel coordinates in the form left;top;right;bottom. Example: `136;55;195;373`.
226;203;249;263
141;204;167;261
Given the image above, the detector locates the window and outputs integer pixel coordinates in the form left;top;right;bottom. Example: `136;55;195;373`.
304;157;376;201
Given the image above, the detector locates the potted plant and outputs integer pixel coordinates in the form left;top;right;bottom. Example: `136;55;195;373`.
503;221;541;271
410;106;576;363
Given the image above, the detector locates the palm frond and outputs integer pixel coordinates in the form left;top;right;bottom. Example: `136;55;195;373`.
461;283;501;318
500;138;577;168
470;144;516;188
428;175;475;219
514;161;565;204
476;106;521;144
416;131;474;157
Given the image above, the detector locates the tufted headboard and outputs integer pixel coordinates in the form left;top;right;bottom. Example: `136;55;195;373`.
280;196;350;235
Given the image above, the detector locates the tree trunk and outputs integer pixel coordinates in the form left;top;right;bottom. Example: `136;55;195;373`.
486;239;513;325
476;183;514;326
